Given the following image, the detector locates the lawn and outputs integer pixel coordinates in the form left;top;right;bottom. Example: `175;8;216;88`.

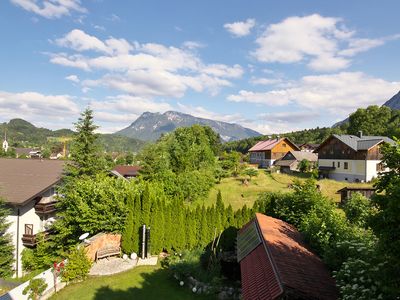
51;265;213;300
204;171;372;210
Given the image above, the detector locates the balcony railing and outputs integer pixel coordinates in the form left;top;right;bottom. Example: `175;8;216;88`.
22;230;52;247
34;201;57;215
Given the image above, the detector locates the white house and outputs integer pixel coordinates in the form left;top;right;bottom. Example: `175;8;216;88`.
315;133;394;182
0;158;64;277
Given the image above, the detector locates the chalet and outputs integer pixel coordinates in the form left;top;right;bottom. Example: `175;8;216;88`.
111;165;141;179
248;138;300;168
299;143;320;152
237;213;338;300
315;132;394;182
337;186;376;205
0;158;64;277
274;151;318;173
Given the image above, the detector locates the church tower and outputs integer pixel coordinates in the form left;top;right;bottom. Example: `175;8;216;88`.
2;130;9;152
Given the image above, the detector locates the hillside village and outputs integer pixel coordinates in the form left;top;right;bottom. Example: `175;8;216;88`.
1;2;400;299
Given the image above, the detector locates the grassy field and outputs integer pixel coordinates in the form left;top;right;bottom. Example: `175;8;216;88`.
51;265;213;300
204;171;372;210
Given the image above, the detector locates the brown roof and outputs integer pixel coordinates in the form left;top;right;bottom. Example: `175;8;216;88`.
249;138;300;152
238;213;338;300
112;165;141;177
0;158;65;206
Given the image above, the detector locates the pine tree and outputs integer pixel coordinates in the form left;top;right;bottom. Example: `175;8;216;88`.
121;192;135;254
0;198;14;277
65;107;105;179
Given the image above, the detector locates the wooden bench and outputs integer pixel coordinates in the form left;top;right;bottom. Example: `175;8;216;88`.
96;246;121;262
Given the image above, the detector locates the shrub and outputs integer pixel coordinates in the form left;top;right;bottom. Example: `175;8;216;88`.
22;278;48;300
343;193;374;228
62;247;92;283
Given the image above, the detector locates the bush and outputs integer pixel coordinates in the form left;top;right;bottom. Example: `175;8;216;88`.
343;193;374;228
22;278;48;300
21;233;55;272
62;247;92;283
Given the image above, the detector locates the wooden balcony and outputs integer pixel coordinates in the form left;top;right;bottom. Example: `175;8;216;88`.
22;230;52;247
35;201;57;215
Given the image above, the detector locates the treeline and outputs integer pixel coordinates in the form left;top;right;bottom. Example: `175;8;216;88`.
223;105;400;153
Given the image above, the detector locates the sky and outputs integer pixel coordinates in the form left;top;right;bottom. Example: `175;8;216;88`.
0;0;400;134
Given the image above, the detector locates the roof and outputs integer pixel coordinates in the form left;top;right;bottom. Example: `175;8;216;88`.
336;186;376;193
317;134;395;152
238;213;338;300
300;143;320;149
274;159;296;167
249;138;300;152
289;151;318;162
0;158;65;206
112;165;141;177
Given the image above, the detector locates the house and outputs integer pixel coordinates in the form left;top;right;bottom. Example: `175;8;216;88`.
237;213;338;300
314;132;394;182
274;151;318;173
111;165;141;179
248;138;300;168
299;143;320;152
0;158;64;277
337;186;376;205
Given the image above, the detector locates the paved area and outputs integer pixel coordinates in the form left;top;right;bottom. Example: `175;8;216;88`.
136;256;158;266
89;257;137;276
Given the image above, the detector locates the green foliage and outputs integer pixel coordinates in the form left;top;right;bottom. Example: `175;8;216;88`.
62;247;92;283
64;107;106;179
343;193;374;228
298;159;311;173
244;168;258;180
121;190;136;254
22;278;48;300
138;125;220;201
0;198;14;277
21;233;56;272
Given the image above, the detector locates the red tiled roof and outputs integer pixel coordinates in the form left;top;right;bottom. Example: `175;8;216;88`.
248;139;282;152
238;213;339;300
112;165;141;177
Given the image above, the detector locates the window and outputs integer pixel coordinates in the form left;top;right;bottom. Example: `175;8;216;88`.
338;162;341;168
332;161;335;167
344;162;348;169
25;224;33;235
282;143;287;147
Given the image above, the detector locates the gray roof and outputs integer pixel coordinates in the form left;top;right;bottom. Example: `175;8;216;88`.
0;158;65;205
333;134;395;151
290;151;318;162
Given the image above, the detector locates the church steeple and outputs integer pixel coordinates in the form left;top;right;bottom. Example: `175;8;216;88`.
2;130;8;152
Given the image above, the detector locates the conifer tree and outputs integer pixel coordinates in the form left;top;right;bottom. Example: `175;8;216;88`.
0;198;14;277
132;193;141;253
141;184;151;226
121;192;135;254
65;107;105;179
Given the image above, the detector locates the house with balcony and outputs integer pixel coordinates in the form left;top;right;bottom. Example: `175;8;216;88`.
314;132;395;182
248;138;300;168
0;158;64;277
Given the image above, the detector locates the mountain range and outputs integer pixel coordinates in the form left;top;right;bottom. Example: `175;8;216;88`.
116;111;261;141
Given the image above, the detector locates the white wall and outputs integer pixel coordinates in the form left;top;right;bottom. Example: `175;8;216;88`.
366;160;381;182
319;159;366;182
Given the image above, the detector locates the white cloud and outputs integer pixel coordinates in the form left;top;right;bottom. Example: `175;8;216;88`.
258;111;320;123
176;103;242;123
11;0;86;19
65;74;79;83
50;29;243;98
224;18;256;37
228;72;400;115
182;41;205;50
0;90;80;128
252;14;398;71
250;77;282;85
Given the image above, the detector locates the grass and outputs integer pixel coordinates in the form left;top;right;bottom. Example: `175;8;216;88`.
203;170;373;210
51;265;214;300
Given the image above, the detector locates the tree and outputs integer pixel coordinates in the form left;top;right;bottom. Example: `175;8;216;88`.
125;152;134;165
343;192;374;228
65;107;105;179
244;168;258;180
298;159;311;173
121;192;135;254
62;247;92;283
348;105;392;137
23;278;48;300
0;198;14;277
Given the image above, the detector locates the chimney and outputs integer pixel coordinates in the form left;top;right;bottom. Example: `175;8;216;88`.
358;131;363;138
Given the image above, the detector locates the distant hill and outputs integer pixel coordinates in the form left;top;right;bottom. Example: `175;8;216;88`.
115;111;261;142
0;118;145;153
333;90;400;127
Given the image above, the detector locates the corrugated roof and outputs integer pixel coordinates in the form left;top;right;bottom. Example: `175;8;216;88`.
238;213;338;300
0;158;65;205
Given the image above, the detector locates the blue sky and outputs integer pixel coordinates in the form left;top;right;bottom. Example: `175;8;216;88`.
0;0;399;134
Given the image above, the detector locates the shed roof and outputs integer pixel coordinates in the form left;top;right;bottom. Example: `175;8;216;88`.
0;158;65;206
238;213;338;300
